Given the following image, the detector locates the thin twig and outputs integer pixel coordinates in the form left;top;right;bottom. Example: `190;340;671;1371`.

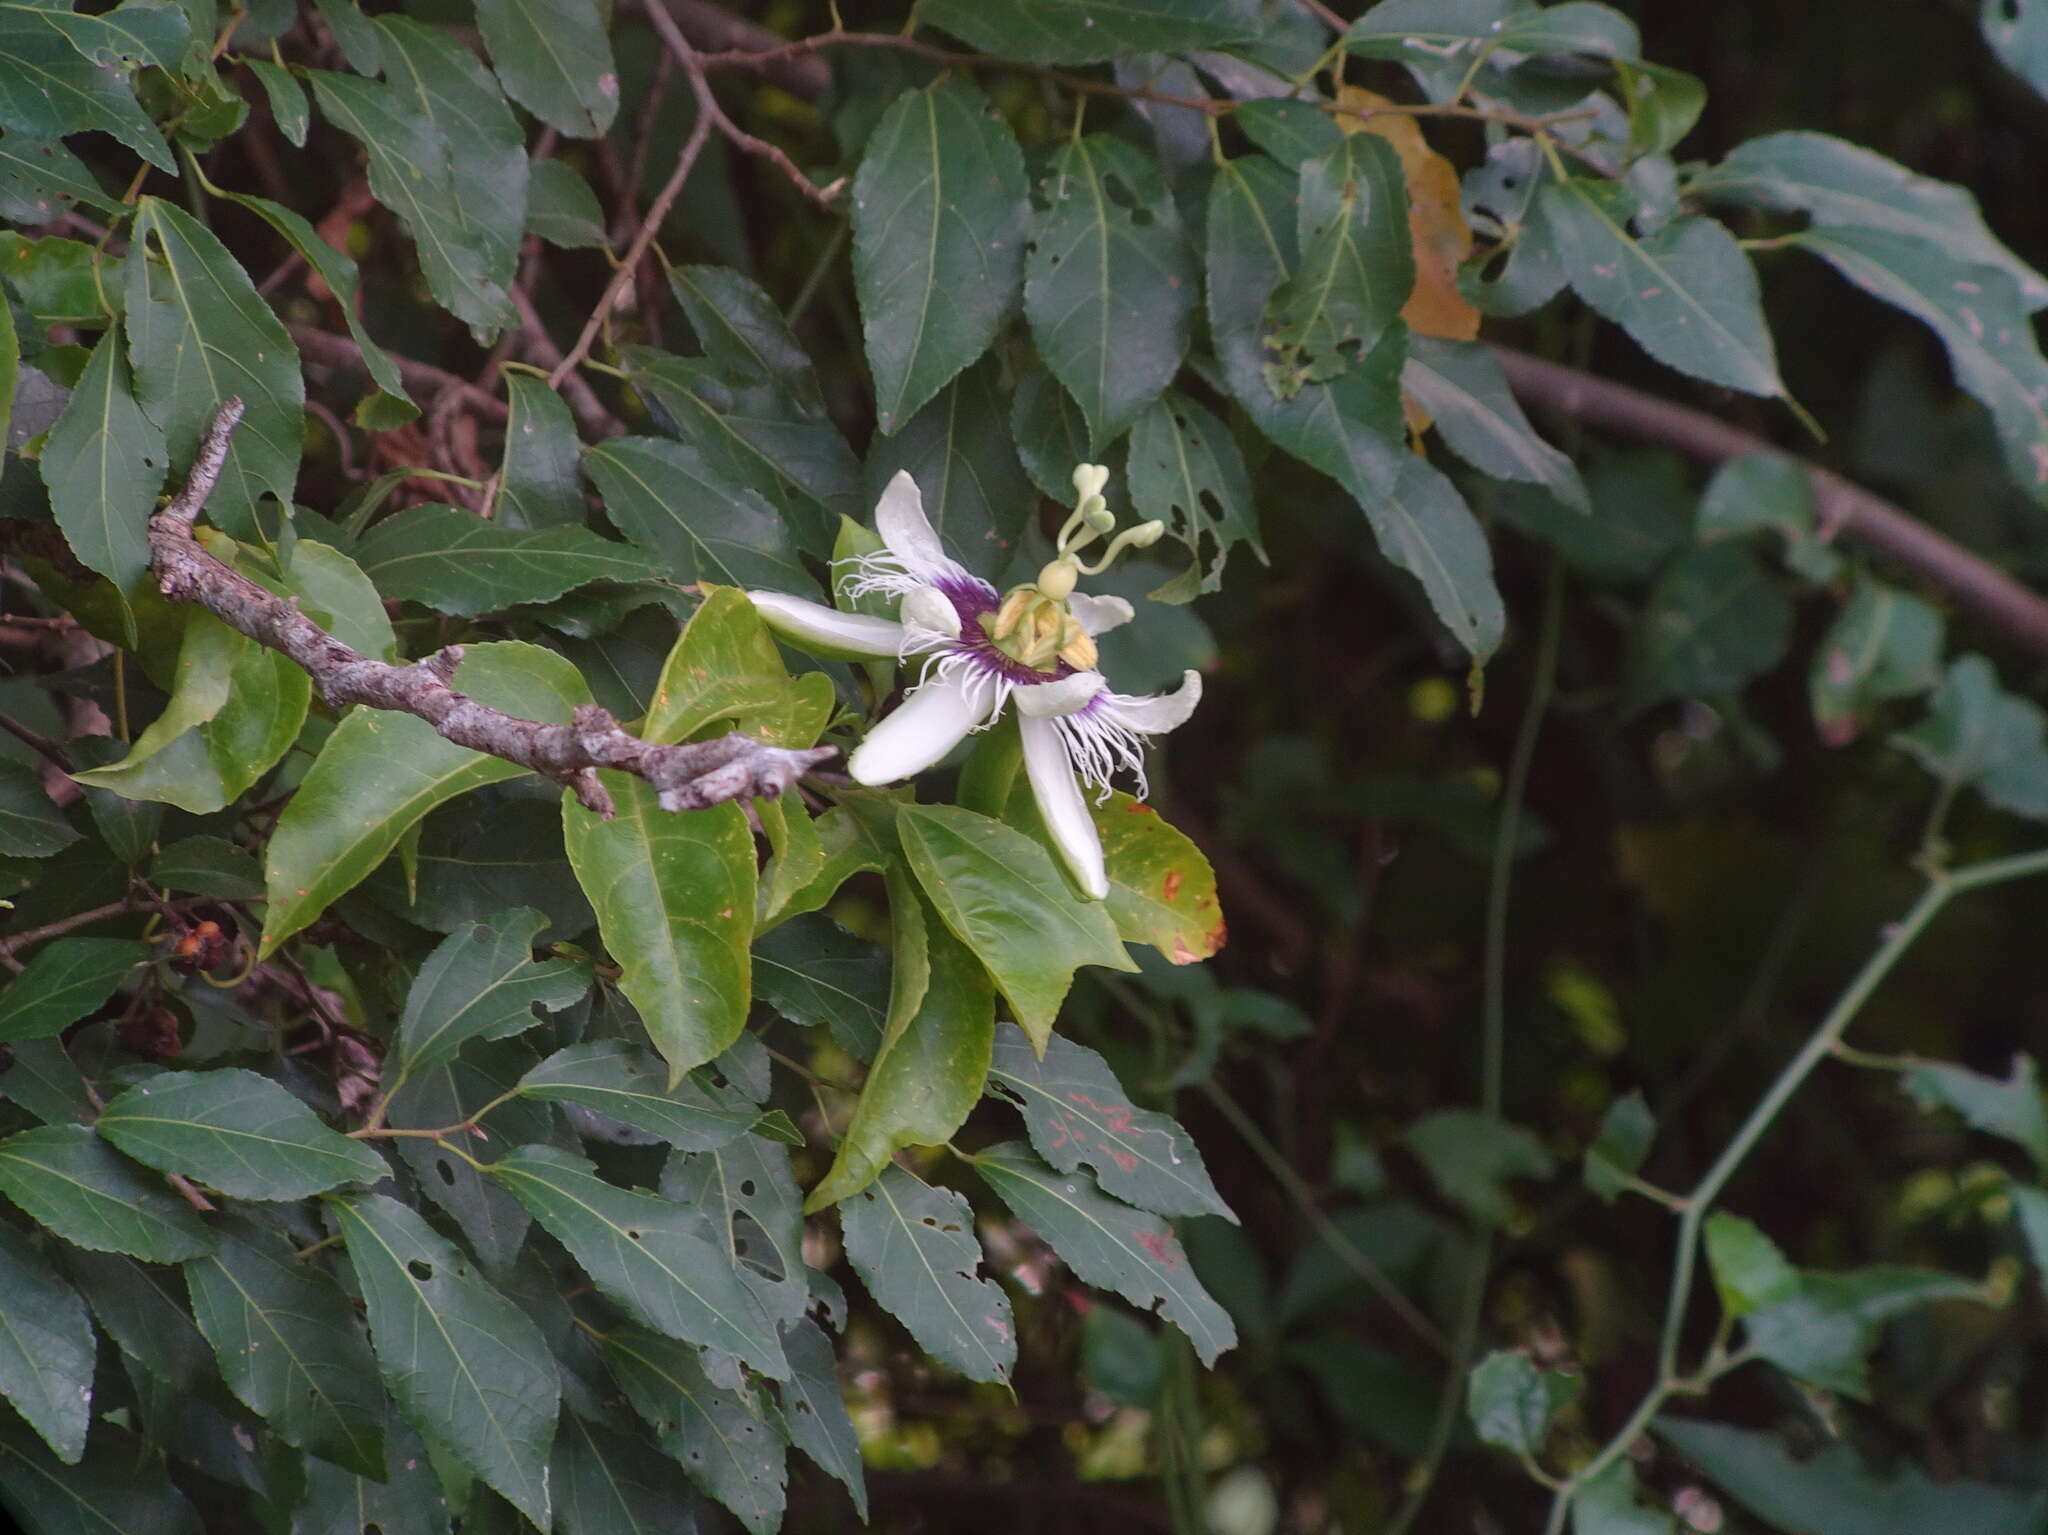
0;713;74;773
290;325;509;423
148;402;834;821
508;282;623;437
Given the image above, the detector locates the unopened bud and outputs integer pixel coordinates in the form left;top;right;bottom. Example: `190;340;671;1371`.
1126;519;1165;549
1072;462;1110;502
1084;503;1116;534
1037;560;1078;600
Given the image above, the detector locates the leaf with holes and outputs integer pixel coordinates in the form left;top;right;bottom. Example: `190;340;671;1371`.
975;1140;1236;1364
0;938;143;1044
393;908;590;1083
331;1191;557;1526
776;1317;867;1518
185;1217;386;1479
1126;391;1263;600
97;1069;386;1201
839;1162;1015;1384
0;1223;93;1463
493;1143;786;1378
605;1325;788;1535
517;1041;761;1152
551;1413;703;1535
0;8;174;172
0;1124;212;1262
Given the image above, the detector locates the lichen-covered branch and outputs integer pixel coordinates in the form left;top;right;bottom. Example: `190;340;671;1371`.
150;400;834;819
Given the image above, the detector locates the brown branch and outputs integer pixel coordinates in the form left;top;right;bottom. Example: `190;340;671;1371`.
290;325;510;424
655;0;831;97
149;401;835;820
1491;348;2048;658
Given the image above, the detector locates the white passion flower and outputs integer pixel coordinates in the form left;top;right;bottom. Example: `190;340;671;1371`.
747;464;1200;901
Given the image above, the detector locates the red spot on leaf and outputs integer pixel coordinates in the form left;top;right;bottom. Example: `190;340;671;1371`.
1069;1091;1135;1134
1109;1149;1140;1173
1122;802;1155;815
1137;1229;1180;1267
1162;870;1183;902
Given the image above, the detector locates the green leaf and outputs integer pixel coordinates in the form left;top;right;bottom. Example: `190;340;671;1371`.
1743;1266;1978;1398
0;10;173;172
354;503;653;617
0;1039;94;1128
807;879;995;1209
0;1421;201;1535
898;803;1135;1053
0;937;142;1043
662;1132;808;1326
1574;1459;1678;1535
1656;1418;2048;1535
492;1143;786;1378
1466;1349;1580;1455
527;157;607;250
920;0;1256;63
1345;0;1638;66
1207;154;1503;662
1262;135;1413;400
1702;1211;1799;1316
392;908;590;1082
975;1139;1236;1364
1695;452;1838;582
1984;0;2048;113
2013;1182;2048;1273
0;758;75;857
243;56;308;147
63;1246;209;1390
1542;182;1782;397
0;1124;212;1261
37;0;189;68
399;798;592;937
1892;654;2048;819
583;434;817;596
563;776;754;1085
1625;544;1793;705
184;1216;386;1478
864;355;1035;571
1403;337;1590;513
838;1162;1016;1384
313;0;382;72
476;0;617;139
497;373;585;528
987;1022;1233;1221
1093;790;1225;965
1024;133;1195;445
1691;131;2048;307
752;915;890;1061
1901;1054;2048;1175
1792;226;2048;503
667;263;826;408
851;78;1028;433
286;535;399;660
1126;390;1263;600
123;198;303;540
330;1191;558;1527
1810;579;1944;746
1403;1107;1555;1227
220;189;417;426
296;1417;453;1535
777;1317;868;1519
604;1325;787;1535
152;834;263;902
260;641;593;955
516;1040;760;1151
0;231;111;324
642;585;833;748
1583;1090;1655;1203
0;1223;93;1463
1011;359;1101;502
97;1068;387;1200
38;330;164;617
0;133;122;224
552;1414;704;1535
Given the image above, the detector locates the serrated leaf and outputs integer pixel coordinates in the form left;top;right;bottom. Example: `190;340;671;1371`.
1892;653;2048;819
1543;181;1782;397
551;1413;703;1535
261;641;593;955
1087;790;1224;965
852;78;1028;433
1810;579;1944;746
152;834;263;901
0;132;121;224
1625;544;1793;705
584;434;818;596
1743;1267;1979;1398
63;1246;209;1392
123;198;303;539
527;157;607;250
97;1068;386;1200
668;263;824;408
476;0;617;139
0;937;143;1043
518;1040;760;1151
921;0;1256;63
0;1420;201;1535
0;758;75;857
838;1162;1015;1384
975;1139;1235;1364
1024;133;1194;445
752;915;889;1062
354;503;654;617
0;10;173;172
392;907;589;1083
184;1216;385;1478
1901;1054;2048;1174
1703;1211;1799;1317
331;1191;557;1527
663;1133;807;1327
1467;1349;1580;1455
0;1223;93;1463
1402;337;1589;512
497;373;584;528
807;878;994;1210
0;1123;212;1261
605;1326;786;1535
987;1022;1232;1221
1584;1090;1655;1203
776;1316;867;1518
864;355;1035;572
492;1143;786;1378
1126;390;1263;599
1344;0;1637;66
39;329;166;612
897;803;1134;1052
297;1415;453;1535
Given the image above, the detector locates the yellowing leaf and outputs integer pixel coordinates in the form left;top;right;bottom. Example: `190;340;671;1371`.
1337;86;1478;343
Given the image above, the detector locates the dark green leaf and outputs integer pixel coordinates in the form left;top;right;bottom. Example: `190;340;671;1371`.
1626;544;1793;705
0;1421;201;1535
0;937;142;1043
0;758;75;858
1695;451;1837;582
354;503;653;616
97;1068;387;1200
1403;1108;1554;1227
124;198;304;540
668;264;824;407
920;0;1256;64
1024;134;1195;445
1345;0;1637;67
1892;654;2048;819
1810;579;1944;745
0;1223;93;1463
584;435;815;595
296;1417;452;1535
752;915;890;1062
777;1316;867;1518
605;1325;787;1535
864;355;1034;572
1403;337;1589;513
476;0;618;139
527;157;608;250
1743;1266;1978;1398
39;330;166;609
313;0;382;73
1901;1055;2048;1175
838;1162;1015;1384
392;907;589;1083
851;78;1028;433
1012;359;1102;502
0;1123;212;1261
1583;1091;1655;1203
1703;1211;1799;1317
184;1216;385;1478
152;834;263;901
0;10;174;173
518;1041;760;1152
552;1414;705;1535
331;1191;558;1527
0;133;121;225
1984;0;2048;115
2013;1182;2048;1273
1575;1459;1677;1534
64;1247;210;1390
399;798;593;936
1466;1348;1579;1455
662;1133;808;1326
1126;390;1263;599
975;1139;1236;1364
497;373;585;528
243;57;308;147
0;1039;94;1127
